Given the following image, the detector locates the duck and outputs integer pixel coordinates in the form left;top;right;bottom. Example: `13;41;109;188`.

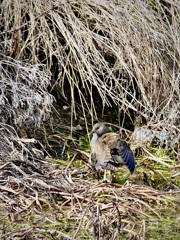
90;122;135;181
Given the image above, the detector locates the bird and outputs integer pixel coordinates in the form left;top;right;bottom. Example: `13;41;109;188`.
90;122;135;182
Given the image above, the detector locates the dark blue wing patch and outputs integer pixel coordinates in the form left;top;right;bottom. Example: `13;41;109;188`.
117;141;135;173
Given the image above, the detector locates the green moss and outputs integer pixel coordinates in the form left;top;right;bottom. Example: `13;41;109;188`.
146;211;180;239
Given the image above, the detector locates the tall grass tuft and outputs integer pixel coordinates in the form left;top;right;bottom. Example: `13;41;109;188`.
1;0;179;125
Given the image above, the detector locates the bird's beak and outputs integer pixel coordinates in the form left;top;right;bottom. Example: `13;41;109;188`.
89;129;94;135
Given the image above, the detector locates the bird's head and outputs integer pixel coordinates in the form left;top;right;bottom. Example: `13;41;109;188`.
90;122;109;137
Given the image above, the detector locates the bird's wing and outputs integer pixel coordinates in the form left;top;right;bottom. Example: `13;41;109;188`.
99;133;120;149
115;141;135;173
101;134;135;173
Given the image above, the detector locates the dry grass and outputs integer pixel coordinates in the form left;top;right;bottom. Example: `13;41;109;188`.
0;122;179;239
0;0;180;239
0;0;179;126
0;153;177;240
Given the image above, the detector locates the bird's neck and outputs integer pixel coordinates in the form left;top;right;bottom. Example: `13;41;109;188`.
91;133;99;143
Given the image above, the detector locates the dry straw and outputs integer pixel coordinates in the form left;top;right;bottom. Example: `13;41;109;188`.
0;1;179;127
0;0;180;238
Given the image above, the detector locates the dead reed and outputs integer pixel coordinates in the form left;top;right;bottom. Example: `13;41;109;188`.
0;0;180;238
